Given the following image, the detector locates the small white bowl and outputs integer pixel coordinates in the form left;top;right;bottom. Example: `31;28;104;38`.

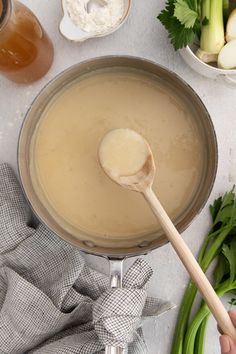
180;42;236;86
59;0;131;42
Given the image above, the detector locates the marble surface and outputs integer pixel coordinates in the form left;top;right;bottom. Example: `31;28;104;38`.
1;0;236;353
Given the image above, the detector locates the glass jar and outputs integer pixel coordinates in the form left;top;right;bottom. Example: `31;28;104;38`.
0;0;54;83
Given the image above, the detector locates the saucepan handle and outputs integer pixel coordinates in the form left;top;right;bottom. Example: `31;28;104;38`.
105;346;125;354
105;259;125;354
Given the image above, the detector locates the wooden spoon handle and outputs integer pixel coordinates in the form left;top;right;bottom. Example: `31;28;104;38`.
144;187;236;341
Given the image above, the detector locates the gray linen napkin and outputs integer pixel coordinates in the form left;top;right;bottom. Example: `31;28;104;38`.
0;163;174;354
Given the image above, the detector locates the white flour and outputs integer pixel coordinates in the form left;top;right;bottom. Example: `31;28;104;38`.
65;0;124;33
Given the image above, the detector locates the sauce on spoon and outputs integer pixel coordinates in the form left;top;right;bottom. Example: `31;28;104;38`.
99;128;150;178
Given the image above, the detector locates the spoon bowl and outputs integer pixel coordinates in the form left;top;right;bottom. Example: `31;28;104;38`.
99;128;155;192
118;154;155;192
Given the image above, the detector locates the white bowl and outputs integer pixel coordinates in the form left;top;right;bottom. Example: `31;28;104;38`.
180;43;236;86
59;0;131;42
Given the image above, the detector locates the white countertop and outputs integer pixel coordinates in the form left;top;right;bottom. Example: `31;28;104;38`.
1;1;236;353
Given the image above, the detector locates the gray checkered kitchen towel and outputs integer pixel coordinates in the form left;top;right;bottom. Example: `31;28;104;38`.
0;164;174;354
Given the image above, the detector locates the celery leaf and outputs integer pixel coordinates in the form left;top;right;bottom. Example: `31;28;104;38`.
229;298;236;306
174;0;198;28
202;16;209;26
222;238;236;283
158;2;195;50
210;196;223;222
158;0;200;50
214;255;229;287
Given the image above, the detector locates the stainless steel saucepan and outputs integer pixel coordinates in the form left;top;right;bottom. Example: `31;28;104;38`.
18;56;218;354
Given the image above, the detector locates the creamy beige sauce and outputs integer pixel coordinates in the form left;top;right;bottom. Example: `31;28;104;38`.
30;69;205;243
99;128;150;178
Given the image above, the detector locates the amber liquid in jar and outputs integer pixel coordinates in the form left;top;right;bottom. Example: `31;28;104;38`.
0;0;54;83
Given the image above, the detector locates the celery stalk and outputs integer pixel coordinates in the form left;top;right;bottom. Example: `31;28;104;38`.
224;0;229;11
183;304;209;354
195;316;209;354
170;227;232;354
171;191;236;354
170;282;197;354
197;0;225;62
183;280;236;354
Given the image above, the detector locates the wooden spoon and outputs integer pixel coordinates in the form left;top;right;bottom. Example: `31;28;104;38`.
99;128;236;341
